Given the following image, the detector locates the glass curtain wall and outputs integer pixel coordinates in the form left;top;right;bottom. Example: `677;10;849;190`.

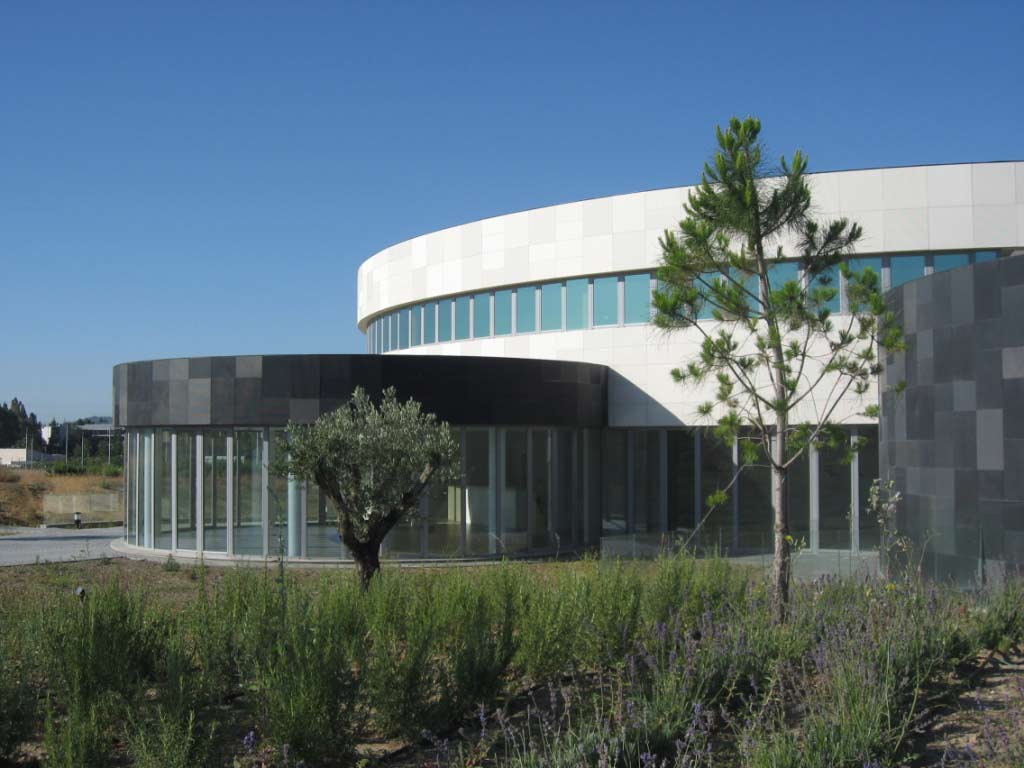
175;432;196;550
464;429;496;555
787;451;811;547
699;430;734;552
233;430;263;555
154;430;173;549
127;432;138;544
426;472;462;557
501;429;528;552
819;443;852;549
667;430;696;534
307;485;344;558
202;431;229;552
857;427;880;550
267;429;289;556
737;438;773;553
601;431;627;534
633;431;661;534
530;430;550;549
555;430;576;546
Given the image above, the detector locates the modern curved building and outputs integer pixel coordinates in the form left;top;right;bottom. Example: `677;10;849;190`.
116;161;1024;579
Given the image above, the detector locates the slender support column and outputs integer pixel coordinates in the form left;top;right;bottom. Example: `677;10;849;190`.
300;484;308;557
809;444;820;552
459;429;467;556
287;475;302;557
195;433;204;553
170;433;178;552
261;429;270;557
731;438;740;551
850;429;860;553
143;431;153;548
225;433;234;556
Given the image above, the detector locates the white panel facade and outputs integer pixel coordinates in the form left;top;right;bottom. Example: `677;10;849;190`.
356;162;1024;430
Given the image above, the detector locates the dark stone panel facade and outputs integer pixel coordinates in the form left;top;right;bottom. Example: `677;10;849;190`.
880;255;1024;584
114;354;608;430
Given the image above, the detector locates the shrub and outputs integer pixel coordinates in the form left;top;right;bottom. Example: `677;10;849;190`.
41;695;109;768
39;583;167;703
125;709;216;768
0;646;35;760
254;597;357;761
45;463;85;476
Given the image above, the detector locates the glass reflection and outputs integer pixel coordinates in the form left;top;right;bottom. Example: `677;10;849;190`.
176;432;196;550
464;429;495;554
202;431;229;552
154;430;172;549
531;430;550;549
501;429;528;551
233;430;263;556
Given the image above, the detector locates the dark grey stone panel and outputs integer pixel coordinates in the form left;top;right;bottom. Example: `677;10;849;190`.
881;254;1024;584
113;354;609;431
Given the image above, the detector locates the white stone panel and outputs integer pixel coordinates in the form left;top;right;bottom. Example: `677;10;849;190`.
927;164;973;207
882;166;928;209
838;169;884;211
973;205;1018;246
612;192;645;233
972;163;1016;206
582;197;614;237
928;207;974;250
883;208;929;251
528;207;556;244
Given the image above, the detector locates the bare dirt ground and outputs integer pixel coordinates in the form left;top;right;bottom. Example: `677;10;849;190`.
911;650;1024;767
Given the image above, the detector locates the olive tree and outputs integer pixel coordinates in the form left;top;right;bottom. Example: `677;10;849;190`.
274;386;460;588
653;117;903;620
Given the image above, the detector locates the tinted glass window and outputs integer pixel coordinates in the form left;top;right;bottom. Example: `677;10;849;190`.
473;293;490;338
812;265;841;313
455;296;471;340
516;286;536;333
767;261;800;295
933;253;968;273
846;256;882;304
399;308;410;349
390;312;399;350
889;255;925;287
423;303;436;344
438;299;452;342
593;276;618;326
410;306;421;346
697;271;719;320
974;250;997;263
624;273;652;324
566;278;588;330
541;282;562;331
494;290;512;335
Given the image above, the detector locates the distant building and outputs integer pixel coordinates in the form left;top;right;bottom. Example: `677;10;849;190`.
0;448;47;466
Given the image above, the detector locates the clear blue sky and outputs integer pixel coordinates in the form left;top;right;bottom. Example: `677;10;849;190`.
1;1;1020;423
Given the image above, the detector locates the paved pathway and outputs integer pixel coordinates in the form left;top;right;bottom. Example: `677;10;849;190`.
0;525;123;566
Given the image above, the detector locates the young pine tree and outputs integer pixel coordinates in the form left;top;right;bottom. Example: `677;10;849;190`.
653;117;902;620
